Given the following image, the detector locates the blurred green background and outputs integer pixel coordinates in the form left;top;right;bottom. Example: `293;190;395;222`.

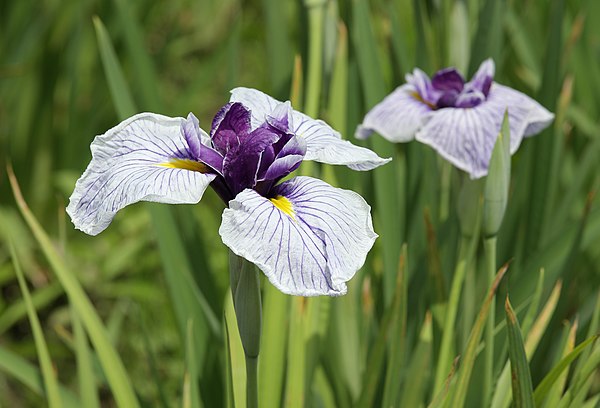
1;0;600;407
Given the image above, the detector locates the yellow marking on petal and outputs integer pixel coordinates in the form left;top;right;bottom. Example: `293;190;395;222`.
157;159;209;173
270;195;295;220
411;91;436;109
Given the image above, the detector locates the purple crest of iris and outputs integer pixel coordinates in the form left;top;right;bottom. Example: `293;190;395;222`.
67;88;391;296
355;59;554;178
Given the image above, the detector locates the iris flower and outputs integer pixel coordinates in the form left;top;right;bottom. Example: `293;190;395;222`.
356;59;554;178
67;88;390;296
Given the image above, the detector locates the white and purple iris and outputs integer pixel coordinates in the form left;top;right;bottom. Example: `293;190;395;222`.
67;88;390;296
356;59;554;178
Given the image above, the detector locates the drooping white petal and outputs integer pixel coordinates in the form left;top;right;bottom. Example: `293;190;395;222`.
415;83;554;178
230;87;390;170
67;113;216;236
219;176;377;296
490;89;555;138
355;84;433;142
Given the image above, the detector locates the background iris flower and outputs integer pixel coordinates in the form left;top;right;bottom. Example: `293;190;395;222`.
67;88;390;297
356;59;554;178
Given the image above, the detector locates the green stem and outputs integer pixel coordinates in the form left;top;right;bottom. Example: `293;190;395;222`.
245;356;259;408
483;235;498;408
229;251;262;408
439;160;452;222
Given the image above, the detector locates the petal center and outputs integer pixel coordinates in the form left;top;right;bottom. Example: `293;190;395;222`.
269;195;295;219
158;159;211;173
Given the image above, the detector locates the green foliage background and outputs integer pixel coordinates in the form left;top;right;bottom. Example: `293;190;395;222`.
1;0;599;406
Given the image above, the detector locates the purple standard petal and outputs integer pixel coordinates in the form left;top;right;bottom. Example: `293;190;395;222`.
455;90;486;108
261;136;307;182
431;68;465;92
181;113;202;158
230;87;390;170
222;125;281;196
182;112;224;174
67;113;216;235
468;58;495;97
415;83;554;178
355;84;433;142
406;68;440;106
219;176;377;296
211;102;252;154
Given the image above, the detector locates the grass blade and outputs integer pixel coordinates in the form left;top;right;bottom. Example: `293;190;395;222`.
524;0;566;255
400;312;433;408
491;280;563;408
351;0;402;306
284;297;307;408
92;16;136;118
447;262;509;407
258;283;289;408
382;244;408;407
357;246;407;407
71;306;100;408
9;241;62;408
7;167;140;408
505;296;535;408
468;0;503;75
183;320;203;408
534;335;599;406
224;291;246;408
0;345;80;408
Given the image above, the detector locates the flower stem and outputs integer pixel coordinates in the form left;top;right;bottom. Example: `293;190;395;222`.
439;160;452;222
229;251;262;408
245;355;259;408
482;235;497;408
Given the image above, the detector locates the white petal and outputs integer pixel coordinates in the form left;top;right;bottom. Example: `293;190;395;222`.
229;87;282;130
230;87;390;170
293;114;391;170
67;113;216;235
219;176;377;296
355;84;433;142
484;84;554;147
415;83;554;178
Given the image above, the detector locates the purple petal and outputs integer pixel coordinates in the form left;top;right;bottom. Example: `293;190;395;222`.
432;68;465;92
266;101;293;133
222;125;281;195
355;84;433;142
468;58;495;97
455;90;486;108
181;112;224;174
405;68;440;106
219;176;377;296
211;102;252;154
261;136;307;182
67;113;216;235
181;113;202;158
436;91;460;108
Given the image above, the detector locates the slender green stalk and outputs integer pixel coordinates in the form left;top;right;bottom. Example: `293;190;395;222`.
245;356;259;408
483;236;498;407
439;161;452;222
